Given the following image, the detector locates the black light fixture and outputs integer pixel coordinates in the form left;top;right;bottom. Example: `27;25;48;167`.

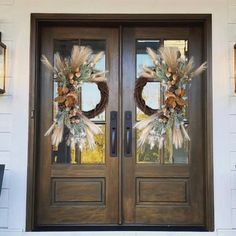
0;32;6;94
0;164;4;196
235;44;236;93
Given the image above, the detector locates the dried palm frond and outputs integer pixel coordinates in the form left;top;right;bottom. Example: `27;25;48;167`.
159;47;178;72
50;123;64;147
44;121;57;136
84;128;96;149
41;55;55;73
172;125;183;149
54;53;65;72
146;47;159;65
134;113;158;130
182;57;194;75
81;114;102;135
191;61;207;77
180;123;190;141
140;65;156;78
91;51;105;65
137;125;154;147
90;71;106;82
71;46;92;70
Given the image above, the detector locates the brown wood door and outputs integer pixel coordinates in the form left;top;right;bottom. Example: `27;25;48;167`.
37;27;119;225
122;26;205;225
35;24;207;228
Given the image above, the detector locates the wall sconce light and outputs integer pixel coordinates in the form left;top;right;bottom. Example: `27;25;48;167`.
234;43;236;93
0;32;6;94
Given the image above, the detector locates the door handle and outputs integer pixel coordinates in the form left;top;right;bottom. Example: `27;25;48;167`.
124;111;132;157
110;111;118;157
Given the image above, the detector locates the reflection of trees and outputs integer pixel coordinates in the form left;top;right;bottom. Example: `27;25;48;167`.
137;144;160;163
81;125;105;163
136;128;160;163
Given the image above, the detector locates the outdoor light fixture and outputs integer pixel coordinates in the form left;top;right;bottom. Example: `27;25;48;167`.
235;44;236;93
0;32;6;94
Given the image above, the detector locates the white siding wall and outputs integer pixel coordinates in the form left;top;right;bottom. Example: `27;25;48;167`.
0;0;234;235
229;0;236;230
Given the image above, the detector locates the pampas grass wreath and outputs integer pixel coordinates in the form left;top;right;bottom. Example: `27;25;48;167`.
41;45;109;150
134;47;207;158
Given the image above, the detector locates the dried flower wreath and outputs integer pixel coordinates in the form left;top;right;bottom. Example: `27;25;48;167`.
134;47;207;156
41;46;108;150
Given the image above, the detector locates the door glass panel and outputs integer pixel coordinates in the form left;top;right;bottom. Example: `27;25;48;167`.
135;39;190;164
164;40;188;60
81;124;106;164
80;39;106;122
136;39;161;121
136;82;161;121
136;39;161;75
163;40;189;164
135;39;161;163
52;39;106;164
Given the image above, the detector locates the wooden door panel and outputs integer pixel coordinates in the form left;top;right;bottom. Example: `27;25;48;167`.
36;26;119;225
136;178;189;204
52;178;105;204
122;26;205;225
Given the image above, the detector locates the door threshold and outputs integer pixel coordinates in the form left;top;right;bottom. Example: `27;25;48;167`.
33;225;207;231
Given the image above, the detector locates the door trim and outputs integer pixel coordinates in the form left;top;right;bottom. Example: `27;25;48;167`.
27;13;213;231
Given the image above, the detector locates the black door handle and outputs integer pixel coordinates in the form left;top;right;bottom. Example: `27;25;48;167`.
124;111;132;157
110;111;118;157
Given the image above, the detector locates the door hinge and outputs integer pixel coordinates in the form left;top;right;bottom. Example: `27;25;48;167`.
30;109;35;119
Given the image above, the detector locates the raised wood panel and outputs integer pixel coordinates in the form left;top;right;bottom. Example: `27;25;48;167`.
136;178;188;205
52;178;105;205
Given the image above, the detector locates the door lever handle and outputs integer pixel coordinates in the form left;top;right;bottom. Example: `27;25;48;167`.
110;111;118;157
124;111;132;157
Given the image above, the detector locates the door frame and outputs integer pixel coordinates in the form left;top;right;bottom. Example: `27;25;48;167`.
27;13;213;232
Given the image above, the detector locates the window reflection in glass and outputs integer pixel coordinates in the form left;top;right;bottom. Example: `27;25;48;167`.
135;39;161;163
136;82;161;121
81;124;106;164
136;39;161;76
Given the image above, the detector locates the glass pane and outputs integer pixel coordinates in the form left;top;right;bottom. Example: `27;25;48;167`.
163;40;189;164
136;39;161;121
136;130;161;163
80;39;106;71
80;40;106;121
136;82;161;121
52;40;106;164
135;39;162;163
81;83;105;122
164;143;189;164
164;40;188;60
81;124;105;164
136;39;161;76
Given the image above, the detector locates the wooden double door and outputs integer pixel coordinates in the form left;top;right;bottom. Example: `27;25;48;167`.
36;24;207;228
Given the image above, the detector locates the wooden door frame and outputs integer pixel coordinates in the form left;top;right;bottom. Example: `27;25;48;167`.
27;13;213;232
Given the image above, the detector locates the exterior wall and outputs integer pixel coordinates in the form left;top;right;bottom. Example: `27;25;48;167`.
0;0;234;235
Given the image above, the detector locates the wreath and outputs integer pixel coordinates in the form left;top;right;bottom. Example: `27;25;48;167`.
134;47;207;157
41;46;108;150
